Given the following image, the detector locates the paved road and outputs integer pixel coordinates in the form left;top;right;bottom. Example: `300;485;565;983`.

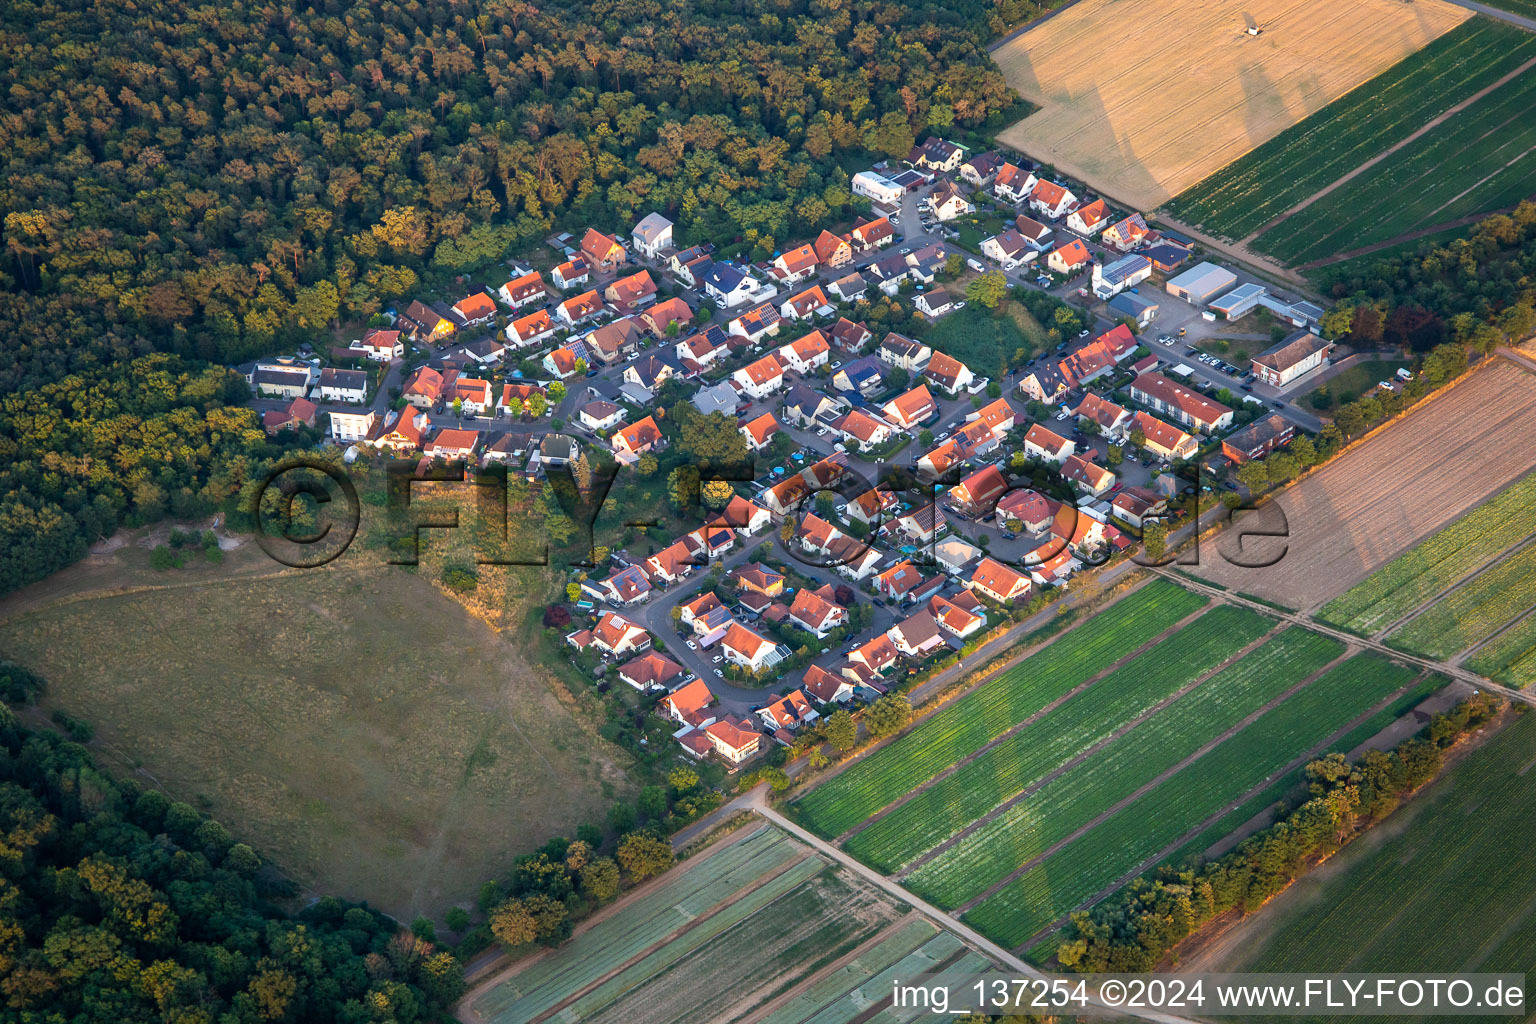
1444;0;1536;32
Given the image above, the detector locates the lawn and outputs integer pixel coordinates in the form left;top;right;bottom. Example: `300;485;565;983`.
1297;359;1410;414
788;580;1207;838
0;559;628;923
903;628;1347;909
1388;541;1536;658
845;605;1275;874
1165;19;1536;240
1254;64;1536;264
920;299;1049;379
964;653;1420;949
1319;472;1536;634
1214;714;1536;1011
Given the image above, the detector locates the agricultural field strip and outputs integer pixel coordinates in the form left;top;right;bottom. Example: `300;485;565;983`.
962;655;1421;949
1255;67;1536;262
861;952;994;1024
1389;541;1536;658
849;607;1278;875
1165;20;1536;237
748;918;940;1024
800;934;966;1024
1467;610;1536;688
790;580;1207;838
549;858;828;1024
901;629;1345;910
1319;472;1536;633
470;828;802;1021
835;595;1221;847
1373;535;1536;640
1229;717;1536;982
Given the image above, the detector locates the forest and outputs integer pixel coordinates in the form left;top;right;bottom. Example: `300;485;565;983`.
0;0;1021;595
0;674;466;1023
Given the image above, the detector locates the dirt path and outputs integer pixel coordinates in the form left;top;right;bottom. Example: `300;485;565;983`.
950;644;1358;917
894;620;1288;880
834;599;1215;845
1234;53;1536;251
1009;672;1425;953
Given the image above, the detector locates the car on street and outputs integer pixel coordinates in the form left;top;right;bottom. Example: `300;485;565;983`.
713;668;723;677
685;640;697;650
712;654;723;663
1241;383;1254;392
899;247;912;255
1158;335;1175;346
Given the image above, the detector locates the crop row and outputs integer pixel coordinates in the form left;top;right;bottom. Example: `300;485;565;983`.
1256;69;1536;263
754;918;938;1024
1320;474;1536;633
789;580;1206;837
903;628;1344;909
1467;613;1536;688
846;606;1275;873
1165;20;1536;238
1390;542;1536;658
963;653;1416;948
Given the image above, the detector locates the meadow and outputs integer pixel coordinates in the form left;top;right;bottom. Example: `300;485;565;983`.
788;580;1206;837
1165;19;1536;239
1254;65;1536;264
1210;714;1536;1016
964;653;1422;949
903;628;1349;910
1388;541;1536;658
922;300;1050;378
0;558;627;922
1319;472;1536;634
845;606;1275;873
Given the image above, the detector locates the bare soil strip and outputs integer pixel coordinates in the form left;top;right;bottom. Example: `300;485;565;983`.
893;620;1287;879
833;601;1216;845
952;646;1357;917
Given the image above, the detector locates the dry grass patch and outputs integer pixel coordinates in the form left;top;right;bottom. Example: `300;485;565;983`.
0;560;630;923
992;0;1468;209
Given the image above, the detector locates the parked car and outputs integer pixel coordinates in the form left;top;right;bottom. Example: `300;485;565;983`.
712;654;724;663
1271;401;1285;410
685;640;697;650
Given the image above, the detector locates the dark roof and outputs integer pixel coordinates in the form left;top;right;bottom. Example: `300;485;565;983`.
1224;413;1293;452
701;262;746;293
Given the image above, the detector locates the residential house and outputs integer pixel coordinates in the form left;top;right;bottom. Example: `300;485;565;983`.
701;263;755;308
932;536;983;575
947;464;1009;518
645;539;699;585
543;346;582;379
1061;453;1116;497
882;384;937;430
670;244;713;281
1130;372;1234;432
452;292;497;328
832;408;895;449
727;302;782;345
1142;243;1192;274
642;296;693;336
250;359;313;399
914;290;958;318
506;309;556;348
1102;213;1151;252
813;230;853;270
1014;215;1054;250
994;162;1038;203
580;228;626;271
831;356;884;398
538;433;578;469
966;396;1017;435
1047;239;1091;275
828;272;868;303
853;169;906;205
1029;180;1077;220
722;623;781;673
678;592;724;631
587;318;645;365
450;376;493;415
849;216;895;252
875;560;925;603
981;228;1033;267
922;351;975;396
703;718;761;764
1074;392;1132;439
676;327;729;372
1066;199;1110;236
1221;413;1296;463
997;488;1054;534
739;412;779;451
887;611;946;658
928;589;986;638
788;587;847;638
317;367;368;404
846;634;900;676
612;415;663;460
351;329;402;361
866;253;910;295
462;336;507;365
626;352;682;391
329;408;376;442
499;382;547;417
777;330;831;373
398;300;454;342
1017;362;1070;404
1029;546;1081;588
758;690;819;733
959;150;1006;186
603;270;658;312
425;428;480;461
370;408;427;452
781;285;833;322
617;651;683;691
927;181;975;221
262;397;317;434
663;678;716;726
554;289;605;326
847;486;899;526
719;495;772;535
402;365;454;408
783;384;846;426
912;137;964;172
552;257;590;290
498;271;548;309
733;562;785;598
1252;331;1335;387
578;400;625;432
733;353;785;399
771;244;819;285
877;333;932;371
969;556;1031;604
802;664;856;704
631;212;674;258
1110;486;1168;530
1130;411;1198;461
892;503;945;547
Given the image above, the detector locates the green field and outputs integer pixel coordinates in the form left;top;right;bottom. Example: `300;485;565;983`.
846;606;1274;873
921;299;1050;377
1215;714;1536;1019
964;654;1419;949
1254;65;1536;264
1165;20;1536;240
1298;359;1409;414
1319;473;1536;634
789;580;1206;837
1304;223;1475;288
1389;542;1536;658
1466;613;1536;687
903;628;1345;909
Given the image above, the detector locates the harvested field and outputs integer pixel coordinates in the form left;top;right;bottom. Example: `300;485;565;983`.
464;825;989;1024
1204;714;1536;1013
991;0;1468;209
0;563;627;922
1193;359;1536;612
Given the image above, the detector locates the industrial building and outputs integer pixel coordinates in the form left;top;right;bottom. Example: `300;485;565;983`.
1165;261;1239;306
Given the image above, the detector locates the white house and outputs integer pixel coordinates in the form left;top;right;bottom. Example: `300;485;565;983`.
722;623;781;673
1067;199;1111;236
994;163;1037;203
506;309;557;348
928;181;975;222
329;408;376;442
852;170;904;206
631;212;674;258
733;354;786;399
498;271;547;310
317;368;368;404
1029;180;1077;220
